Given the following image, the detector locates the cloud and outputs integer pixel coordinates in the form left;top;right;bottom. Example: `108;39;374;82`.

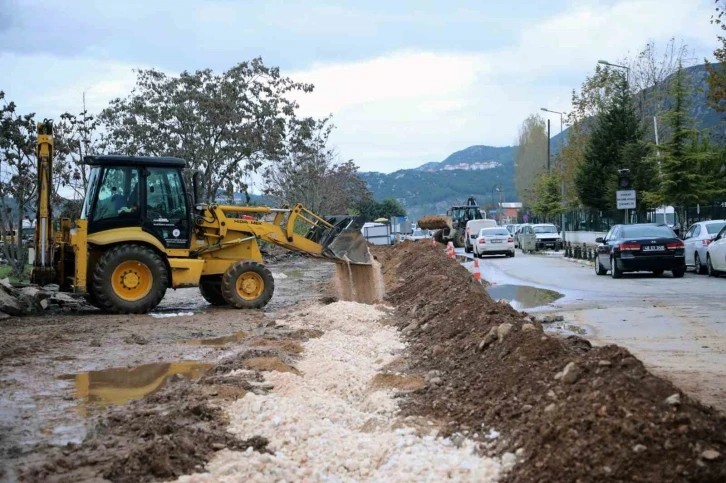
0;0;717;175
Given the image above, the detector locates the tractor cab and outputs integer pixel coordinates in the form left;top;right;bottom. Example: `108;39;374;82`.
82;155;192;250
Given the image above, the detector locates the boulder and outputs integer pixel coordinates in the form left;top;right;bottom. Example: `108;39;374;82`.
0;289;22;316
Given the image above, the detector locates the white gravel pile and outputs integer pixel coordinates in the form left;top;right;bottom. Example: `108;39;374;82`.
179;301;503;482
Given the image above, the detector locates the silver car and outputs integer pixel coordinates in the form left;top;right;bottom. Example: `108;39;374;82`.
683;220;726;274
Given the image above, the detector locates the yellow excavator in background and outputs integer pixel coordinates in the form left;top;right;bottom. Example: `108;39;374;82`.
31;120;370;314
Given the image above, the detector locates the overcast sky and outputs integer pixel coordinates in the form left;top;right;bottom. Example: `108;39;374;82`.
0;0;718;175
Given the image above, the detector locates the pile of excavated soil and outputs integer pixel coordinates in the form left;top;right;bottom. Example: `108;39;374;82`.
373;241;726;482
184;302;505;482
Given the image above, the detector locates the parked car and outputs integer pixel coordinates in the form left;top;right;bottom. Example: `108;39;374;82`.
683;220;726;274
532;224;563;250
706;224;726;276
594;223;686;278
505;224;518;235
407;229;431;241
514;224;532;249
473;227;515;258
465;219;498;253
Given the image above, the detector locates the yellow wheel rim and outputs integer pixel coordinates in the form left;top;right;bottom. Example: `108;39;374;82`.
236;272;264;300
112;260;153;302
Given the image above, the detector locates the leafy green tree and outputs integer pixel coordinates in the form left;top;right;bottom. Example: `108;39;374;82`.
531;170;565;221
659;63;703;223
706;0;726;111
359;198;406;221
576;76;643;211
514;115;548;206
99;58;314;200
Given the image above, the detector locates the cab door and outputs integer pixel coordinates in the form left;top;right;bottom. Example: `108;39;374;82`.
143;167;191;249
88;166;141;235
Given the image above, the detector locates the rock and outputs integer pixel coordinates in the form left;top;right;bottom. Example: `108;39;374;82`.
515;447;525;457
89;339;101;347
561;362;582;385
43;284;60;292
665;393;681;406
633;444;647;454
701;449;721;461
402;320;420;334
598;360;612;367
123;334;149;345
497;299;509;306
522;404;533;412
544;403;556;413
554;371;563;381
0;277;14;294
547;390;556;399
429;377;443;386
540;314;564;323
522;323;536;331
497;323;513;342
501;452;517;468
0;289;23;316
0;311;9;320
431;345;444;357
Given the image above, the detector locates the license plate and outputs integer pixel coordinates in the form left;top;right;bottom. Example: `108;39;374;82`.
643;245;665;251
491;240;503;244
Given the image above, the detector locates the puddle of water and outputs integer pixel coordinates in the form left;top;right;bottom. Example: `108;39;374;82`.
178;331;250;347
545;322;588;335
64;361;212;406
486;284;564;310
284;269;304;279
151;311;195;318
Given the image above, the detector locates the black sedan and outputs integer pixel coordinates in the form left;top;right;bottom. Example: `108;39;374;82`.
594;224;686;278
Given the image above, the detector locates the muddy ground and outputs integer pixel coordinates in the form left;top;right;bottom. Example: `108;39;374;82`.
0;256;333;482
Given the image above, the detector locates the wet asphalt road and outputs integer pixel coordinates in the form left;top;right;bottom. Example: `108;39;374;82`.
460;248;726;413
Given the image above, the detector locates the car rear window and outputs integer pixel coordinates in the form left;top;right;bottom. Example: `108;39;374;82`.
621;225;674;238
482;228;510;236
706;222;726;234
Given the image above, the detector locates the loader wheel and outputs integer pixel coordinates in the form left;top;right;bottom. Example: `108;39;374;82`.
199;276;226;306
221;261;274;309
92;244;168;314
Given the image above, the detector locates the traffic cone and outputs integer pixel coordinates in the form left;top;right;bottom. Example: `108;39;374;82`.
473;258;481;281
447;242;455;259
432;237;436;246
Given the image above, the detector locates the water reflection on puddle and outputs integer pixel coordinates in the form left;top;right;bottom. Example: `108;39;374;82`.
61;361;212;406
486;284;564;310
178;331;250;347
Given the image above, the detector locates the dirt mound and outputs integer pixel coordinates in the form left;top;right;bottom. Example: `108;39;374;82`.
373;242;726;482
21;378;268;483
247;337;304;354
243;356;299;374
370;373;427;392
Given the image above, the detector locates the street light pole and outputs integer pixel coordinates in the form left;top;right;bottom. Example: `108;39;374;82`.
541;107;566;241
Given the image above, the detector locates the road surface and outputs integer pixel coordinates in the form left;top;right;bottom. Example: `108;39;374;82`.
463;249;726;413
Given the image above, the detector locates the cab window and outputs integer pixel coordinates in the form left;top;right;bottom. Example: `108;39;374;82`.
145;168;188;222
92;167;140;221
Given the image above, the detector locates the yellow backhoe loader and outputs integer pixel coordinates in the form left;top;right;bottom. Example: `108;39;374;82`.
31;120;370;314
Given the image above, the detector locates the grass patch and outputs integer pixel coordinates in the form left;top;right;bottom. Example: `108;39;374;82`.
0;264;32;283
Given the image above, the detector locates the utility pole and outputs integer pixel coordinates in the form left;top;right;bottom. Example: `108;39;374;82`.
546;119;551;172
541;107;566;240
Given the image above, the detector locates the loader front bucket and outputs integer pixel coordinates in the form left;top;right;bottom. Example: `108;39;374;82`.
310;215;371;265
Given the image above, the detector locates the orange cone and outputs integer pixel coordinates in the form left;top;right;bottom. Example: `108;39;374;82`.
447;242;455;259
473;258;481;281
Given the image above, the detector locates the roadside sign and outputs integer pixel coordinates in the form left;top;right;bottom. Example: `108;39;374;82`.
616;190;636;210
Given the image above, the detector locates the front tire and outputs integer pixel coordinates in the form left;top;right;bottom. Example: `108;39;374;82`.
91;244;168;314
221;261;275;309
610;256;622;279
694;253;707;275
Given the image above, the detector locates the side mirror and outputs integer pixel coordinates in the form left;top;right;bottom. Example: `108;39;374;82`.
595;237;604;243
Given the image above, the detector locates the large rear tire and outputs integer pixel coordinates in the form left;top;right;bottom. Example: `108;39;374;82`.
221;261;275;309
91;244;168;314
454;231;466;248
199;276;226;306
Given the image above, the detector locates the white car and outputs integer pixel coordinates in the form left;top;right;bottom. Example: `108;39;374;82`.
532;224;563;250
683;220;726;274
706;224;726;276
473;227;515;258
407;229;431;241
